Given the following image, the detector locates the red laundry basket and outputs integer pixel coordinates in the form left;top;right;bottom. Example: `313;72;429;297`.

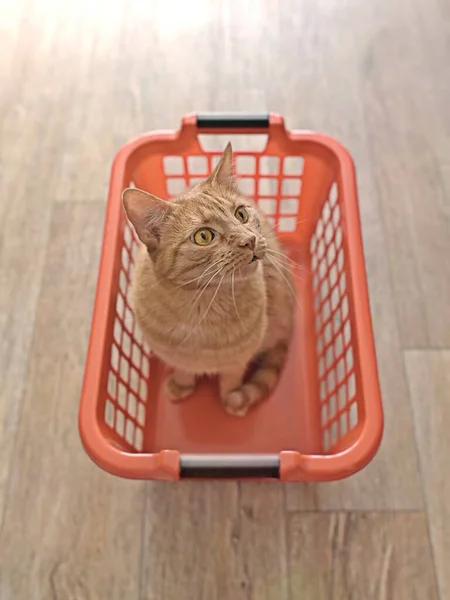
79;113;383;481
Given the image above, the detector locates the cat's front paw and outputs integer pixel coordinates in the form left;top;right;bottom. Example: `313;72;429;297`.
222;389;250;417
164;373;196;402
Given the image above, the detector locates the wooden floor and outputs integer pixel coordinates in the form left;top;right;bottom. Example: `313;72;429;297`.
0;0;449;598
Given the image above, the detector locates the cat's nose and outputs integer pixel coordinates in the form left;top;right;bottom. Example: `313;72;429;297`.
240;235;256;251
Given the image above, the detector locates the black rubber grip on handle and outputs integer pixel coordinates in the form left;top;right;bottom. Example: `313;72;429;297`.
180;454;280;478
196;113;270;129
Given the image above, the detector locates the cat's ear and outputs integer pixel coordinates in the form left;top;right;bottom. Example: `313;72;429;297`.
122;188;171;251
206;142;235;186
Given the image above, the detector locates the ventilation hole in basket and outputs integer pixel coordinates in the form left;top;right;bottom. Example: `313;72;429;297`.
115;410;125;436
314;294;320;312
316;219;324;239
107;371;117;399
335;226;343;249
111;344;119;371
121;247;130;272
329;264;338;288
344;320;352;345
119;270;127;295
238;178;255;196
278;217;297;232
340;413;348;436
327;243;336;267
323;429;330;452
318;356;325;377
324;322;332;344
331;421;338;446
130;368;139;393
210;154;221;169
125;419;135;445
348;373;356;399
321;404;328;426
126;285;134;306
259;198;277;215
329;183;338;205
266;216;276;229
339;272;346;296
325;221;334;245
131;343;141;368
127;392;137;418
320;279;329;301
258;178;278;195
326;345;334;369
124;307;134;333
346;347;354;373
333;308;343;335
134;428;144;451
282;178;301;196
337;248;344;272
320;380;326;401
143;341;151;355
187;155;207;175
317;239;325;260
259;155;280;174
318;259;327;281
118;382;127;409
142;355;150;378
189;177;204;188
119;356;129;383
315;314;321;333
316;336;323;355
235;155;256;175
328;395;336;419
283;156;304;175
332;204;341;227
134;325;143;345
129;262;135;281
139;378;148;401
321;299;331;324
349;402;358;429
338;383;347;410
113;319;122;344
335;332;344;358
163;155;184;175
337;358;345;384
167;178;186;196
309;234;317;254
124;225;132;248
122;331;131;358
280;198;299;214
105;399;115;428
116;295;125;320
327;370;336;394
341;295;349;320
322;202;331;224
313;273;319;290
137;402;146;426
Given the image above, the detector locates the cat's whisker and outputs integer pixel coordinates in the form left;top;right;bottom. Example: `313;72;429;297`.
231;270;244;326
266;248;309;273
266;255;302;313
188;265;225;318
175;257;226;289
265;216;309;234
265;253;306;282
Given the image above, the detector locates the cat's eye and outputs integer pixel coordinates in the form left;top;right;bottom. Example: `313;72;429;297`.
193;228;215;246
235;206;249;223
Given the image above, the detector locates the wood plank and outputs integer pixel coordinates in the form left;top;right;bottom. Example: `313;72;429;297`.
288;512;439;600
0;203;145;599
405;350;450;600
140;482;289;600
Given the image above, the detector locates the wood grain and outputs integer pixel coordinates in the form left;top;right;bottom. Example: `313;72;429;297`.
288;512;438;600
405;351;450;600
0;203;145;599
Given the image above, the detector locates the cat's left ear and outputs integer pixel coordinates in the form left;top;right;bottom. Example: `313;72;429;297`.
206;142;235;186
122;188;172;251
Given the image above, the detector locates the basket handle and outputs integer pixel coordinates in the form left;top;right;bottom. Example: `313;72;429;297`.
196;112;270;130
180;453;280;478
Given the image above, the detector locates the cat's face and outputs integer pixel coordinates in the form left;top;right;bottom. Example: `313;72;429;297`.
123;143;268;287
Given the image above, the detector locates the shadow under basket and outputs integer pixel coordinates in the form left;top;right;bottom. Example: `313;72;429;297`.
79;113;383;481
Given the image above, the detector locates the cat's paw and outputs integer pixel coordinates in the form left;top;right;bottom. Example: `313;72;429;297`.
222;389;250;417
164;374;196;402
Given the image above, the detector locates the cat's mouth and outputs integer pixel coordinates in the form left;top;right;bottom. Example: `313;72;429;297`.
250;255;259;263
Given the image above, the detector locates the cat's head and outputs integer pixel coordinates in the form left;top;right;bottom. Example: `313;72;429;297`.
122;143;267;286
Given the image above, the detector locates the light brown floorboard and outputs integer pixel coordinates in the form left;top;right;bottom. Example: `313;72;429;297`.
0;203;145;599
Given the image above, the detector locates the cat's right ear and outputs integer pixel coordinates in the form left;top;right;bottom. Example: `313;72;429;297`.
122;188;171;251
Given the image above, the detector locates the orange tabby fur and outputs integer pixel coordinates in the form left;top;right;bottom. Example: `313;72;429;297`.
123;143;295;416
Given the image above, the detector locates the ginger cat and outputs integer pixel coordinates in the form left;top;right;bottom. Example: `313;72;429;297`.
122;143;295;416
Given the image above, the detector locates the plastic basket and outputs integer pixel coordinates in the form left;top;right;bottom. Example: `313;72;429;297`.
79;113;383;481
